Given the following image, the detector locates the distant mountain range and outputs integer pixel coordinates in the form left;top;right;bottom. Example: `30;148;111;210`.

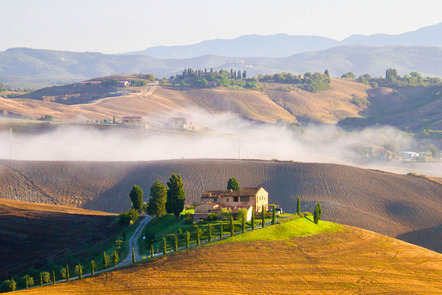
126;22;442;58
0;23;441;89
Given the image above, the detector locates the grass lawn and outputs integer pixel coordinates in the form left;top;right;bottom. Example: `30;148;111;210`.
221;215;344;243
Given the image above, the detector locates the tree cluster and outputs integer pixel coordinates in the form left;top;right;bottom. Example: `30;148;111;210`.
355;68;442;88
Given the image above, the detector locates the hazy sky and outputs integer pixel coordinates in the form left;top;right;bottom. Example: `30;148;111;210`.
0;0;441;54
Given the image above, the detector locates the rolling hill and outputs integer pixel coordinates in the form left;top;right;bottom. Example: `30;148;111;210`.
1;45;441;89
0;159;440;252
0;199;119;281
2;78;441;131
20;221;442;294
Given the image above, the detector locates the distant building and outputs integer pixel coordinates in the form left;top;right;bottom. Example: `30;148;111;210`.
418;152;433;159
400;151;419;160
119;81;130;87
194;187;269;221
122;116;142;124
169;117;199;131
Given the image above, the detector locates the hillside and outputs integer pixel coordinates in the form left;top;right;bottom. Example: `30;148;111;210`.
2;78;441;131
20;222;442;294
0;159;440;252
0;199;119;281
1;45;442;89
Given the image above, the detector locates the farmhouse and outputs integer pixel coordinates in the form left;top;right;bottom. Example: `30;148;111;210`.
122;116;142;124
194;187;268;221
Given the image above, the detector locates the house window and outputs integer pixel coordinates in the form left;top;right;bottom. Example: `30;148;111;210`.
227;198;229;202
240;196;249;202
234;196;239;202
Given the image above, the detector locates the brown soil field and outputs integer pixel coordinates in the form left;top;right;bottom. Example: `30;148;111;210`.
0;159;440;252
0;199;119;281
19;226;442;294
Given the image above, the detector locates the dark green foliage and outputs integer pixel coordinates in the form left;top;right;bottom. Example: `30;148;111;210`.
130;185;144;211
174;235;178;251
297;196;301;215
356;68;441;88
41;272;50;284
207;212;218;221
230;216;234;236
118;209;139;226
313;202;322;224
147;179;167;218
208;223;213;242
25;274;29;289
111;250;119;268
150;244;154;257
40;272;43;286
122;228;127;241
66;264;70;281
1;279;16;292
241;216;245;233
130;79;147;86
52;270;56;284
103;252;110;269
162;237;167;255
341;72;356;79
132;248;136;264
272;204;276;225
220;222;224;239
261;205;266;228
166;173;186;219
91;260;96;276
251;209;255;230
185;231;190;249
227;177;241;190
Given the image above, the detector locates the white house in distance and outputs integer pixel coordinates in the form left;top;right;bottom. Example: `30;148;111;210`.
194;187;269;221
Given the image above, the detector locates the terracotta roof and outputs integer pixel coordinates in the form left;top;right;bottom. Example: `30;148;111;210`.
202;187;264;198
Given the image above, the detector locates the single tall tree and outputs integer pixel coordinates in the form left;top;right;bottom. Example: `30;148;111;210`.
147;180;167;218
271;204;276;225
25;275;29;289
313;203;320;224
111;250;119;268
251;209;255;230
297;196;301;215
195;225;201;246
241;214;245;233
227;177;241;191
103;252;110;269
40;273;43;287
166;173;186;219
185;231;190;249
208;223;213;242
90;260;96;276
230;216;234;236
75;265;83;279
261;205;266;228
174;235;178;251
66;265;70;282
52;270;56;284
132;248;136;264
220;222;224;239
130;185;144;211
317;202;323;220
162;237;167;255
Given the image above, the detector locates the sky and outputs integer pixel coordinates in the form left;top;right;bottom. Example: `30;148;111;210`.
0;0;441;54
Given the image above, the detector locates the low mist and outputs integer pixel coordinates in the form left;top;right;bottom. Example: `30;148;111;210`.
0;111;440;177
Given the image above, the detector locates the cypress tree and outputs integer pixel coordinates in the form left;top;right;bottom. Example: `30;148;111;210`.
103;252;110;269
132;248;136;263
318;202;323;220
313;203;319;224
129;185;144;211
261;205;266;228
230;216;234;236
75;265;83;279
208;223;213;242
66;264;70;282
185;231;190;249
241;215;245;233
25;275;29;289
272;204;276;225
297;196;301;215
40;272;43;287
91;260;95;276
220;222;224;239
150;244;154;258
52;270;56;284
195;225;200;246
162;237;167;255
174;235;178;251
251;209;255;230
111;250;119;268
166;173;186;220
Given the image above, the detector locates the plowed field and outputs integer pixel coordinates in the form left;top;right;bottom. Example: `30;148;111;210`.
0;199;119;281
19;225;442;294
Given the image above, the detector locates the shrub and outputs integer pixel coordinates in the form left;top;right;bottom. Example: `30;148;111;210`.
207;212;219;221
183;214;193;225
